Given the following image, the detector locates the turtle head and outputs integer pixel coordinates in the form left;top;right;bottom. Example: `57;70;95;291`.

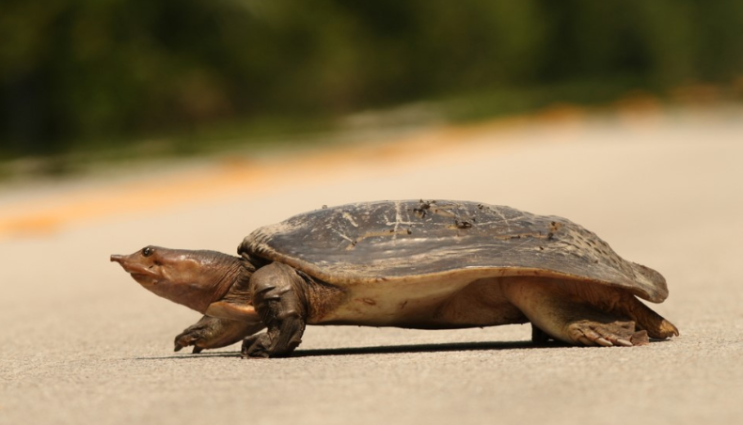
111;246;246;313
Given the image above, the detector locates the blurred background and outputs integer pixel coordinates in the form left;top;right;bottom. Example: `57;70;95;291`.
3;3;743;424
1;0;743;176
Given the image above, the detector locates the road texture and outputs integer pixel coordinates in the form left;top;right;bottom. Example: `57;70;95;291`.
1;106;742;425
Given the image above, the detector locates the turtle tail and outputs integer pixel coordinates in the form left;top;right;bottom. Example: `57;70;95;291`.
623;294;679;339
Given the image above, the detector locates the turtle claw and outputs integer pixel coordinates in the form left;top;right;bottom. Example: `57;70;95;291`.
595;337;613;347
174;320;214;353
174;335;199;352
241;334;271;358
577;336;595;346
173;340;203;353
581;329;613;347
568;320;645;347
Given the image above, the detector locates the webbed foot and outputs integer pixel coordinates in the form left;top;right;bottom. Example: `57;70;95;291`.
241;333;272;358
567;320;649;347
174;326;206;353
174;315;265;353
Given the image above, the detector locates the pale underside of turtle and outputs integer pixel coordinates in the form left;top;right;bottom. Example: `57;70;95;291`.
112;199;679;358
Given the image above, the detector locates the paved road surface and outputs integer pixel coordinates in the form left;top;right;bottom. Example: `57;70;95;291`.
1;106;742;425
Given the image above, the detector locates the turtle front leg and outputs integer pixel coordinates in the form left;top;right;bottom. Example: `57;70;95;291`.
174;315;265;353
242;263;308;358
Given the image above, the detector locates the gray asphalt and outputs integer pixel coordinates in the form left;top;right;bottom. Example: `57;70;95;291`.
1;106;742;425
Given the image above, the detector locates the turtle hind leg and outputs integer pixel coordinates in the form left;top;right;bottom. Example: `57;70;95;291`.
550;279;679;340
501;277;648;347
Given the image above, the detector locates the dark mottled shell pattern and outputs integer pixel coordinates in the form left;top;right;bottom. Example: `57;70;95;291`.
240;200;668;302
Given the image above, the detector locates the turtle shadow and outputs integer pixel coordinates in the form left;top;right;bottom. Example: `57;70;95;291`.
133;338;673;360
291;340;541;357
290;339;674;357
134;340;550;360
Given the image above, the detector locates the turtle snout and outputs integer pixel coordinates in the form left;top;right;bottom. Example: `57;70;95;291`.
110;254;125;264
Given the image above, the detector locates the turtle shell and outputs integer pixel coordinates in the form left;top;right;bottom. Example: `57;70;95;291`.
239;200;668;303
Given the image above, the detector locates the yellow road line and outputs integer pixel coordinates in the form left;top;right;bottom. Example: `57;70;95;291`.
0;112;577;240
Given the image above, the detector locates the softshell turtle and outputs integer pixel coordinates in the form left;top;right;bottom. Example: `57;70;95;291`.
111;200;678;358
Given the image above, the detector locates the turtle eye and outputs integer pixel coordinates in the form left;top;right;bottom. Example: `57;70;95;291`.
142;246;154;257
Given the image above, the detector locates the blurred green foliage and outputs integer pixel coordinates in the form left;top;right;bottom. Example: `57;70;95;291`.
1;0;742;159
